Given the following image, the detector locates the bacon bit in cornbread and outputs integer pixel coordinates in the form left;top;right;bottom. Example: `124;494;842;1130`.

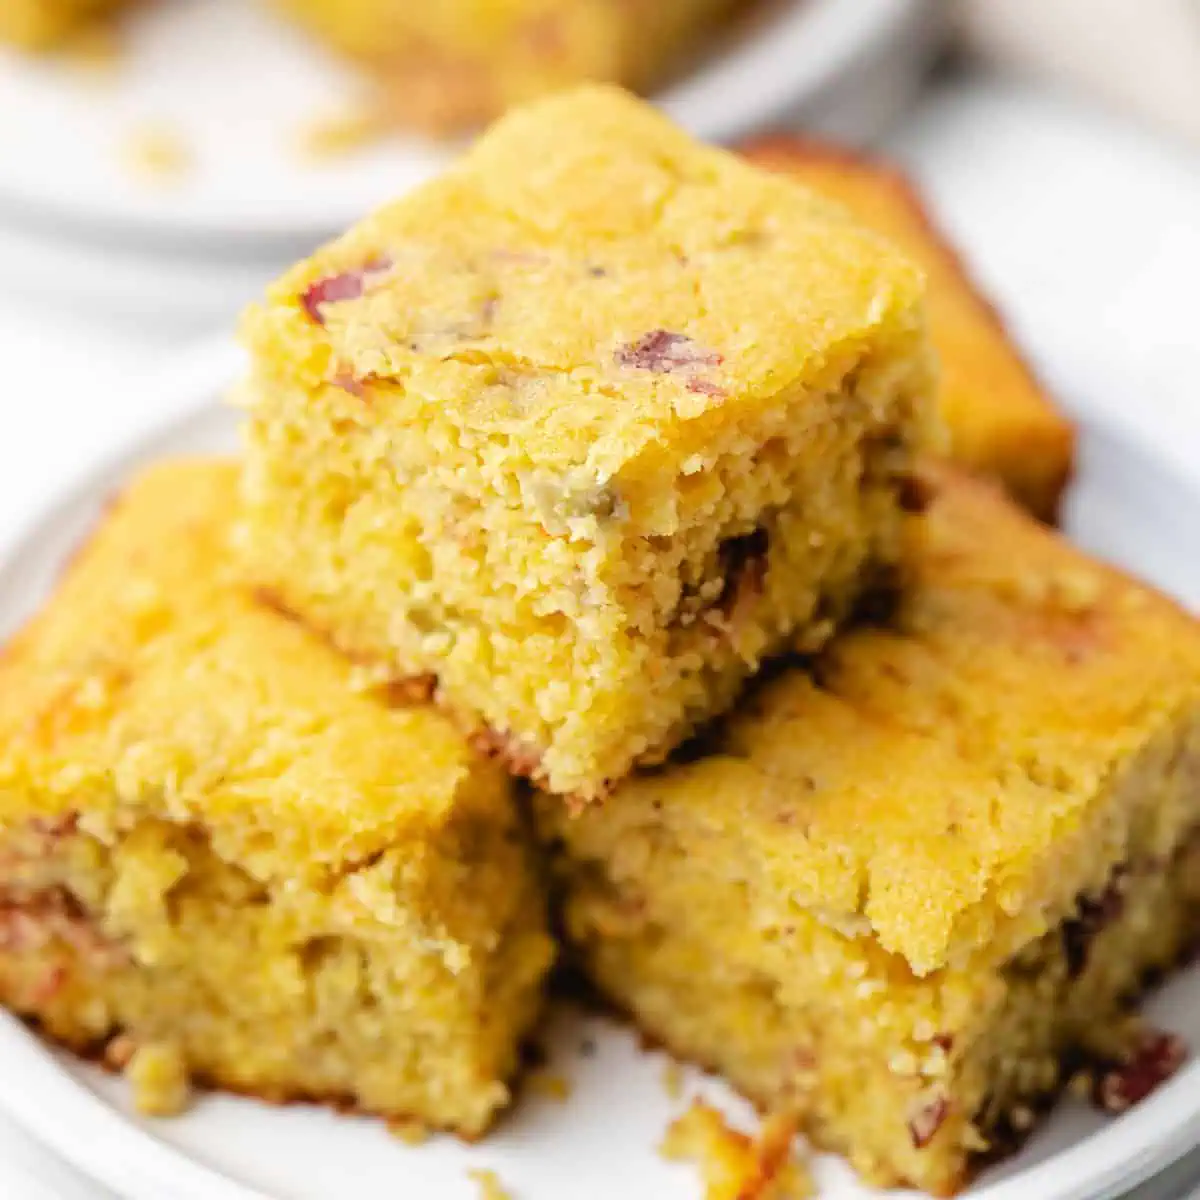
331;372;367;399
469;726;543;781
616;330;721;374
616;331;728;398
301;258;392;325
104;1033;136;1069
908;1094;950;1149
527;1072;571;1102
468;1167;514;1200
1091;1030;1187;1114
0;889;127;968
660;1101;812;1199
29;964;67;1005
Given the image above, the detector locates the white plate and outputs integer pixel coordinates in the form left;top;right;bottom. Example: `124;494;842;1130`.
0;342;1199;1200
0;0;935;242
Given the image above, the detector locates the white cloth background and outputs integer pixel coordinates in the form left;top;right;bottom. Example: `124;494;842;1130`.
960;0;1200;146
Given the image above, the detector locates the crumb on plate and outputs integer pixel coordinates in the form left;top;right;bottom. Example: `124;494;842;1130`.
125;1039;191;1116
527;1071;571;1102
121;121;192;184
469;1167;515;1200
660;1100;812;1200
296;104;390;161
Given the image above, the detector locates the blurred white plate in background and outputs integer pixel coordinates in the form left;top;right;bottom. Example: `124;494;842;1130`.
0;0;938;243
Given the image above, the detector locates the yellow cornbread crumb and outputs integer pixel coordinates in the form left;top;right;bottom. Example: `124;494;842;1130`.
387;1118;431;1145
0;0;129;49
296;105;390;161
543;465;1200;1193
745;139;1074;522
469;1167;514;1200
661;1101;812;1200
125;1040;191;1116
527;1071;571;1102
238;85;936;802
0;460;553;1138
663;1061;685;1099
122;122;192;185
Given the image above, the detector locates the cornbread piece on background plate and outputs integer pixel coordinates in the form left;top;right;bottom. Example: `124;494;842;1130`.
744;138;1076;522
0;0;128;48
539;464;1200;1195
0;461;553;1137
271;0;749;132
238;85;937;805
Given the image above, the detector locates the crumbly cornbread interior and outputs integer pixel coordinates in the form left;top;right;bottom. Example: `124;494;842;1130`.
238;86;935;801
744;139;1075;522
0;460;553;1136
540;465;1200;1192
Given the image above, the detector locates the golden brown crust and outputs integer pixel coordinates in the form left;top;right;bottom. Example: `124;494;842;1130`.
740;136;1075;524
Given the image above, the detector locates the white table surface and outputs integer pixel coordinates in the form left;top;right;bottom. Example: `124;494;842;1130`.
1;70;1199;1198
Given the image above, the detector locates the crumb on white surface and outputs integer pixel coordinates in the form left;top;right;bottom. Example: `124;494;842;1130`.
468;1167;514;1200
387;1117;430;1145
660;1100;812;1200
296;106;388;161
121;122;192;184
527;1071;571;1103
125;1040;191;1116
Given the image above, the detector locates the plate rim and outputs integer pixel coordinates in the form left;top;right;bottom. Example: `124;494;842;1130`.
0;0;931;243
0;339;1198;1200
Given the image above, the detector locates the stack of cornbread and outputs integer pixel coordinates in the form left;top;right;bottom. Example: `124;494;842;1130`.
1;87;1197;1197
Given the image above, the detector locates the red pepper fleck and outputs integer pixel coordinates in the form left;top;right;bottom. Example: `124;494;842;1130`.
331;372;366;398
616;330;722;375
1093;1031;1187;1114
300;256;392;325
908;1095;949;1149
686;378;729;398
29;964;67;1005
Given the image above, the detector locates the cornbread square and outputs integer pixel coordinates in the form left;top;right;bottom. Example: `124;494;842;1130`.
744;139;1075;521
272;0;747;132
238;86;936;804
539;465;1200;1194
0;461;553;1137
0;0;127;48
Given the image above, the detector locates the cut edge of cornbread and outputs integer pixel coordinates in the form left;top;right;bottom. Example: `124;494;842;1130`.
742;136;1075;523
0;459;554;1137
237;86;939;803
